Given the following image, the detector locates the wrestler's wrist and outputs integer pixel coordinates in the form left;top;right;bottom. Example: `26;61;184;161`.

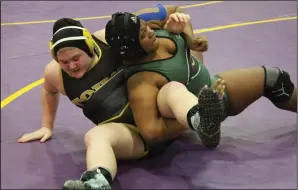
42;122;54;130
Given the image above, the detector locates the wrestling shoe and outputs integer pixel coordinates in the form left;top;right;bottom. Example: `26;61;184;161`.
195;86;223;148
63;168;111;190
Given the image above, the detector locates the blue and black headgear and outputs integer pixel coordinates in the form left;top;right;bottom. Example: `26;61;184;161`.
105;12;147;60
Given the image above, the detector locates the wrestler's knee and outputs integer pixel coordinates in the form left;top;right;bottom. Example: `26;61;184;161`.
160;81;186;101
262;66;295;104
84;123;116;147
158;82;185;118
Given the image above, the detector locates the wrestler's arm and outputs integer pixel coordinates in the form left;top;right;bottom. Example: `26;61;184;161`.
92;5;183;43
180;17;208;52
92;5;180;38
135;5;208;52
42;62;61;129
135;4;183;29
17;62;60;143
127;73;185;144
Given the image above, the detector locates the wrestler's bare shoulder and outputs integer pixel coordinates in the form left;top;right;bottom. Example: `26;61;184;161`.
44;60;66;95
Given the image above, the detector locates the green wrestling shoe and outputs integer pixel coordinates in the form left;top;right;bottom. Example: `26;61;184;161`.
63;168;112;190
196;86;223;148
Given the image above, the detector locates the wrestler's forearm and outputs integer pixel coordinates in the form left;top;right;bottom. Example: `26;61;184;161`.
41;87;60;129
181;21;197;49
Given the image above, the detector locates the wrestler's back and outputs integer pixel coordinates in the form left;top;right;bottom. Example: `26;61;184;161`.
62;36;135;125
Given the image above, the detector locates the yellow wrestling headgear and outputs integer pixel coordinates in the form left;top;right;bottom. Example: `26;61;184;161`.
49;26;101;62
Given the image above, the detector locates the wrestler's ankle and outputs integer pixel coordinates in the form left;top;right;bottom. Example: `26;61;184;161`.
81;166;113;185
186;105;200;131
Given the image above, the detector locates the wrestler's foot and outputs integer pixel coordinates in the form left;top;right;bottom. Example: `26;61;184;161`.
196;85;224;148
212;78;226;122
63;168;111;190
212;78;226;99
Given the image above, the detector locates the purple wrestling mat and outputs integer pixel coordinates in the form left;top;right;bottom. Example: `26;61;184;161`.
1;1;297;189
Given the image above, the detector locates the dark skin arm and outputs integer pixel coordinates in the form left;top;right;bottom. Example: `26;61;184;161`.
127;72;186;144
135;5;183;29
135;5;208;52
180;18;208;52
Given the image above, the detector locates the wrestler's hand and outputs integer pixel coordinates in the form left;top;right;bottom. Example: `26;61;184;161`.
189;36;208;52
164;12;190;34
18;126;53;143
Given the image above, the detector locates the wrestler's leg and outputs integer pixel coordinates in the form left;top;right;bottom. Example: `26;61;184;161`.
157;81;225;148
217;66;297;116
63;122;147;189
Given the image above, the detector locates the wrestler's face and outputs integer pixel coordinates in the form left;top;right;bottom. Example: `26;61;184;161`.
139;20;159;53
56;47;92;78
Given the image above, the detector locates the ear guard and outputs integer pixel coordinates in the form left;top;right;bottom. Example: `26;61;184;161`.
49;26;101;61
